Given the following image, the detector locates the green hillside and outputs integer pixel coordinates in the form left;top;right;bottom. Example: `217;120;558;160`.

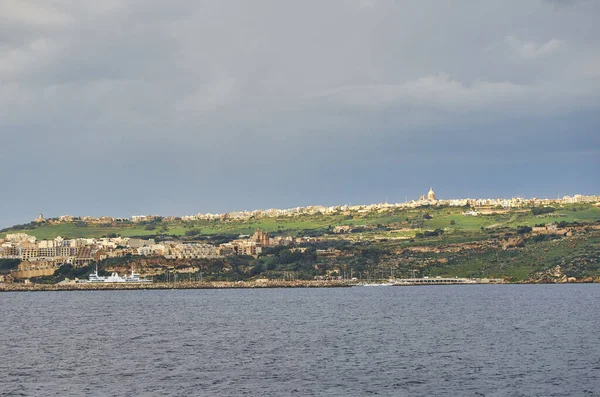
2;203;599;240
3;203;600;283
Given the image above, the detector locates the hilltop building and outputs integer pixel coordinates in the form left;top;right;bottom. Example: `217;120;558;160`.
428;187;436;201
252;228;270;247
419;187;437;203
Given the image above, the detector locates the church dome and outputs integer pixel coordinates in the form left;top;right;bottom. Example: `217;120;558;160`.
427;187;436;201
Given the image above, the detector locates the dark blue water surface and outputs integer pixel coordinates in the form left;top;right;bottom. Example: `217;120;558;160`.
1;285;599;396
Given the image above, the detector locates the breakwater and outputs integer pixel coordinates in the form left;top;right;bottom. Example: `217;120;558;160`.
0;280;354;292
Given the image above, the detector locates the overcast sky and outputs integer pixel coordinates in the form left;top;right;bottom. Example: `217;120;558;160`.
1;0;599;227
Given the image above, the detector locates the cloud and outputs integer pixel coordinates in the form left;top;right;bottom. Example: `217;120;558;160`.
358;0;378;9
0;38;63;80
0;0;72;27
314;73;598;119
544;0;589;6
174;76;239;114
505;36;564;59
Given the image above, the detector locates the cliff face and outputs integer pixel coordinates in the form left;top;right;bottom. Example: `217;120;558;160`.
527;265;567;283
525;265;599;283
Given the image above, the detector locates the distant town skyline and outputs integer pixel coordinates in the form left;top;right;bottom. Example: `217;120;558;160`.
11;190;599;229
1;1;598;228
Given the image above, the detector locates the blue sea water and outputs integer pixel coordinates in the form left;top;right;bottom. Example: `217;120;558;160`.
1;285;599;396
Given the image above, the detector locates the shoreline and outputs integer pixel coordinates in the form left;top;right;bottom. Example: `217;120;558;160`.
1;279;597;292
0;280;354;292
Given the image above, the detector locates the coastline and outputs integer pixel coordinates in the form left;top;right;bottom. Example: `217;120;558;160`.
1;279;597;292
0;280;355;292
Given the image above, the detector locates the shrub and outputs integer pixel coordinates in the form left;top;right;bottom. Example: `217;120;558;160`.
531;207;555;216
517;226;532;234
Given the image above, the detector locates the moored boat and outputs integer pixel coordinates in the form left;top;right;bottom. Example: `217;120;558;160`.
84;266;152;283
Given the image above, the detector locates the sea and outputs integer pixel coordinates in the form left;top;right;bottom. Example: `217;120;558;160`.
1;285;599;396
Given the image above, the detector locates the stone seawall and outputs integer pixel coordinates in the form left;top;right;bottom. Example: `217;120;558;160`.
0;280;354;292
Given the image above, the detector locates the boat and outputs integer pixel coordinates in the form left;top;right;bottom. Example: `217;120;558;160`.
123;269;152;283
104;272;127;283
87;265;106;283
85;266;152;283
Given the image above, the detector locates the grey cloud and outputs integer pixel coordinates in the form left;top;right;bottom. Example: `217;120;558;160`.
544;0;590;5
0;0;72;27
314;73;599;130
505;36;565;59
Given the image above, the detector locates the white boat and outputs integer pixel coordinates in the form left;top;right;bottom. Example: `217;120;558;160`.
88;265;106;283
86;266;152;283
104;272;127;283
123;269;152;283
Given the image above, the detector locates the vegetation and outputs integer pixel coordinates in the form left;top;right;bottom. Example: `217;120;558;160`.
0;259;20;274
3;203;600;283
30;264;99;284
531;206;555;215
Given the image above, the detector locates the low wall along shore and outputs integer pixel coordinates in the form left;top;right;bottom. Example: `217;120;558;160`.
0;280;354;292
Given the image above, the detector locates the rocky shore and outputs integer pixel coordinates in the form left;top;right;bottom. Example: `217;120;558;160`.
2;277;597;292
0;280;354;292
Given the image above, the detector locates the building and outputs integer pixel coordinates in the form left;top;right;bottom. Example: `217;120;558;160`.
168;243;219;259
418;187;437;203
252;228;270;247
5;233;36;243
427;187;436;201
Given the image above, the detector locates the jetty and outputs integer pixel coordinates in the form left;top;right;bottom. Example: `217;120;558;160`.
353;277;505;286
394;277;480;285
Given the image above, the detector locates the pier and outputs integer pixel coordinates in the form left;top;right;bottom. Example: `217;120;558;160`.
393;277;503;285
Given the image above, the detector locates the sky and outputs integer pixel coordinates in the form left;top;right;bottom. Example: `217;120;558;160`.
1;0;599;227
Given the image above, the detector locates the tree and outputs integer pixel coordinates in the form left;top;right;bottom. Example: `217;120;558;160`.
249;264;265;277
517;226;532;234
0;259;20;273
423;228;444;237
531;207;555;216
278;249;294;264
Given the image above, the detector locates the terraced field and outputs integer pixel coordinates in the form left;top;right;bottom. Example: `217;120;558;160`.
2;204;599;240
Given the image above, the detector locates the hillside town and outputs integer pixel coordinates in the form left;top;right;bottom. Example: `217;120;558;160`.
1;189;599;284
0;228;305;278
25;191;600;226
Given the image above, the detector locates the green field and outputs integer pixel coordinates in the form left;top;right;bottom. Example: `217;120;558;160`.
2;204;599;240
